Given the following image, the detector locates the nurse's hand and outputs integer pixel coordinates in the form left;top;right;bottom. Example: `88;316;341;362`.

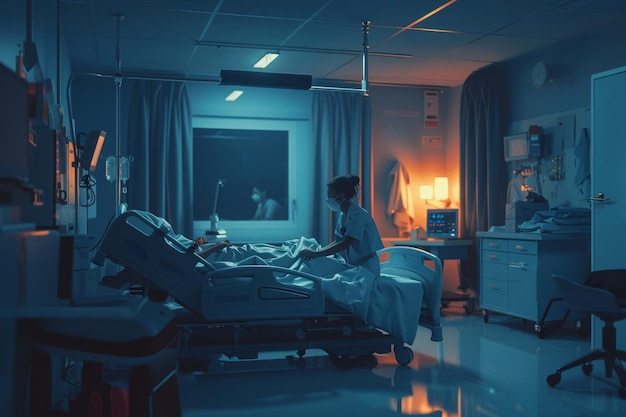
298;248;319;261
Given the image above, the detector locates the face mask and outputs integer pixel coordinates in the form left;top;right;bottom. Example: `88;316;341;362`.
251;194;261;203
325;197;341;212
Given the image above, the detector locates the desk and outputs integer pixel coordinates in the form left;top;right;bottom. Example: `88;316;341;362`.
389;239;475;312
390;239;472;261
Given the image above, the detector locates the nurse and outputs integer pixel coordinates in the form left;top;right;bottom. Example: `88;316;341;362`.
298;175;383;276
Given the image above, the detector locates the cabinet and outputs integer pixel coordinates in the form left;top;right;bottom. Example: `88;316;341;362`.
477;231;589;332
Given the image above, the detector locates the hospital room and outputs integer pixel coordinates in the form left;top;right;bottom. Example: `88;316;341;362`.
3;0;626;416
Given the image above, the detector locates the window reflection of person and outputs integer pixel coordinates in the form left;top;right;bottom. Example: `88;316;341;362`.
251;187;282;220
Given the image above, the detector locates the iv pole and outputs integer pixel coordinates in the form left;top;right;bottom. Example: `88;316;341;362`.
113;14;125;215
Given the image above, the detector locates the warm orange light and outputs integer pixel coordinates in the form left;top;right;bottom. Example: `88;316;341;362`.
420;185;434;200
434;177;449;201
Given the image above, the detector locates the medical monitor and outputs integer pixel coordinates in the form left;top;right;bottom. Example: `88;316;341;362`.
504;133;530;162
426;208;459;239
0;63;30;181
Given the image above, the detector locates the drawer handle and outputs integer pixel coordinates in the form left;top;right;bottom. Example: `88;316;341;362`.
509;262;527;269
488;254;500;261
488;242;501;248
515;245;528;252
488;284;500;290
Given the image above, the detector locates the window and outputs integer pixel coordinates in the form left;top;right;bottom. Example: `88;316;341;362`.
192;117;311;242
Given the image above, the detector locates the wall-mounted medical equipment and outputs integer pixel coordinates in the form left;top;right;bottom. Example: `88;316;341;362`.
504;126;543;162
504;132;531;162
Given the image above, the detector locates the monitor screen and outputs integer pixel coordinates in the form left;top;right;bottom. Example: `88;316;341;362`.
0;63;30;181
426;209;459;239
504;133;530;162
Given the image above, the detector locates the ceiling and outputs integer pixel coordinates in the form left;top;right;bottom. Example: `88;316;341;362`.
59;0;626;89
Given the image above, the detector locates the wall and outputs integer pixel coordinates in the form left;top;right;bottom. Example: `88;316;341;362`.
499;21;626;210
370;85;452;239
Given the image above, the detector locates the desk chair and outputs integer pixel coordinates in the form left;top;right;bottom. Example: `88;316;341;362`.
546;272;626;399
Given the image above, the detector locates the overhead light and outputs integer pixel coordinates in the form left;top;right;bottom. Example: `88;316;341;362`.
225;90;244;101
253;52;279;68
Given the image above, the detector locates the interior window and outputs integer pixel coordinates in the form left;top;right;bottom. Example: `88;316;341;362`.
192;117;311;243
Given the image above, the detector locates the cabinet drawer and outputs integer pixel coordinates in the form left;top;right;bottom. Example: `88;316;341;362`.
482;261;508;281
483;238;507;251
508;253;537;270
483;249;507;264
481;278;508;309
508;240;538;255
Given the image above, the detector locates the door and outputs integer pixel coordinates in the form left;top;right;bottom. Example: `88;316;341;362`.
591;65;626;347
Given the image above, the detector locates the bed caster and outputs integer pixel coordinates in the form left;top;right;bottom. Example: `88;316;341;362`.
534;323;549;339
394;345;414;366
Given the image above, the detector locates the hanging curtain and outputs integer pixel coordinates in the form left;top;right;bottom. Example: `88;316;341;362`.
126;80;194;237
310;91;369;243
459;65;508;291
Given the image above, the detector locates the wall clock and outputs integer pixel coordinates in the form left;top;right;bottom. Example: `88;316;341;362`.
531;61;550;87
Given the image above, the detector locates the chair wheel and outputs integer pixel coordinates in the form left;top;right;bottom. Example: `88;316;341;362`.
547;372;561;387
582;363;593;375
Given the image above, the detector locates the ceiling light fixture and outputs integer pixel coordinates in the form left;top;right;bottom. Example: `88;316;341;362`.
225;90;244;101
253;52;279;68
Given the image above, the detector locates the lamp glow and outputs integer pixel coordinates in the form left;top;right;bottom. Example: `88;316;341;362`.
434;177;449;201
253;52;279;68
225;90;244;101
80;130;107;172
420;185;434;200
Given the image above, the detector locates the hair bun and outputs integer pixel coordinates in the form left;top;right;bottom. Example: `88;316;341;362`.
348;175;360;186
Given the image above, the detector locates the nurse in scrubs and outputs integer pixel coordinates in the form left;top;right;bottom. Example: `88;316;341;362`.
298;175;383;276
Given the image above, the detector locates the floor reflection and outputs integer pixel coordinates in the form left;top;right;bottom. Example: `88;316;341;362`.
179;311;626;417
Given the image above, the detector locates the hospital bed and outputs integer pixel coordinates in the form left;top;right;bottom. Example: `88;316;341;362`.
92;210;443;367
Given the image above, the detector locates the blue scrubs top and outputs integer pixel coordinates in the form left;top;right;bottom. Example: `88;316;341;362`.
334;201;384;276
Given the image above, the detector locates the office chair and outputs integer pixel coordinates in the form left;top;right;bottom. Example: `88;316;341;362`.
546;272;626;399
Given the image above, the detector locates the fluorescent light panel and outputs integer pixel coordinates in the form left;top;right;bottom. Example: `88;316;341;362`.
225;90;244;101
253;52;279;68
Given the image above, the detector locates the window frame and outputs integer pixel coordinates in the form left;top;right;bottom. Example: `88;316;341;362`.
192;116;311;243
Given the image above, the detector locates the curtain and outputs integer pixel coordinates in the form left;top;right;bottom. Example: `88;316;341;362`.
310;91;369;243
459;65;508;291
127;81;194;237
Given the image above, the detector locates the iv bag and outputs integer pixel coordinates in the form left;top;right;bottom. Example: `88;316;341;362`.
119;156;130;181
105;156;117;182
105;156;131;182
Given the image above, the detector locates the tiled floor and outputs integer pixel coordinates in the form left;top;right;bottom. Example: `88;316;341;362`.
178;305;626;417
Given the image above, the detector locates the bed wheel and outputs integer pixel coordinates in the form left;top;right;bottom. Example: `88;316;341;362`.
394;345;414;366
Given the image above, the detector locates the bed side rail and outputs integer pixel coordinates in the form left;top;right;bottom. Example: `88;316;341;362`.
378;246;443;334
201;265;325;321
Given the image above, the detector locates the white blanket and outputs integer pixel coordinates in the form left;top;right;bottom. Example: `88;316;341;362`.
203;237;424;344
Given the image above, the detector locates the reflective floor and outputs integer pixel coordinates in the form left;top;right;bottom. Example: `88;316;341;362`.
179;306;626;417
